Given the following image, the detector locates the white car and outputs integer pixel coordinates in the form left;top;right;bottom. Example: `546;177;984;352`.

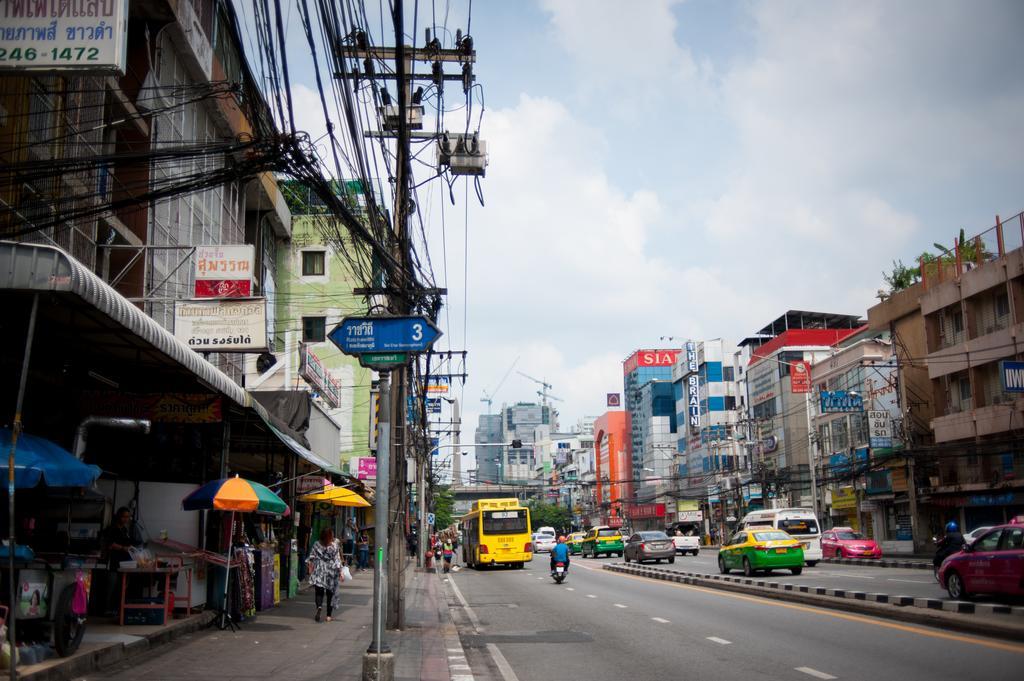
672;535;700;555
964;526;994;545
532;534;556;553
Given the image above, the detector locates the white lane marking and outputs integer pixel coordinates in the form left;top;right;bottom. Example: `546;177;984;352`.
706;636;732;645
887;578;933;584
651;617;671;623
452;676;475;681
487;643;522;681
449;573;518;681
571;562;597;571
565;587;575;591
447;648;463;653
586;594;597;598
537;577;544;580
817;572;875;579
796;667;837;680
450;665;472;670
614;603;627;608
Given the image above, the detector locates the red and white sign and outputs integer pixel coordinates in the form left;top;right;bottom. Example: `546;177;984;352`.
194;245;254;298
628;502;666;519
790;360;812;394
623;349;679;375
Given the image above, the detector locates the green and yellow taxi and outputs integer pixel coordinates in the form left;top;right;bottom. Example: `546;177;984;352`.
717;528;804;576
566;532;586;555
581;526;624;558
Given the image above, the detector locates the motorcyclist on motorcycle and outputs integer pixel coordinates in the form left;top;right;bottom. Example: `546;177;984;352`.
550;535;571;573
933;521;965;567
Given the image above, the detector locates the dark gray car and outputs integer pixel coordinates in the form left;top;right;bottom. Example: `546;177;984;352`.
624;531;676;564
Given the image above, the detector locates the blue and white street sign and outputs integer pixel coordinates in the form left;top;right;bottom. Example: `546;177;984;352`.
427;512;435;526
1000;360;1024;393
329;315;442;355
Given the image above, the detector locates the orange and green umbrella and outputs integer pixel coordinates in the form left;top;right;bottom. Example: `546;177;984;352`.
182;475;288;515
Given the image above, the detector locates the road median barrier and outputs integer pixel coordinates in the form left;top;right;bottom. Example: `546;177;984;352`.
602;563;1024;643
821;556;932;570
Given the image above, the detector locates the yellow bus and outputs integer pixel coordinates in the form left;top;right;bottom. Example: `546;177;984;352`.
460;498;533;569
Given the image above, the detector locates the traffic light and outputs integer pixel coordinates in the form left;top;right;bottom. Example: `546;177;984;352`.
511;439;522;448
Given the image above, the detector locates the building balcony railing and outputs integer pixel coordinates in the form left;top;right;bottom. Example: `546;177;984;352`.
921;211;1024;289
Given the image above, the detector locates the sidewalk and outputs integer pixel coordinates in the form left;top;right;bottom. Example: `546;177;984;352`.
17;559;461;681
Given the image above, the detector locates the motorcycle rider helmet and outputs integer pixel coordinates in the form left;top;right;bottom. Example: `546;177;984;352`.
945;521;959;533
558;535;566;543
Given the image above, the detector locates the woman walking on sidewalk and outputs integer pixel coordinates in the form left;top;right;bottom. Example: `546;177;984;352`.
307;527;342;622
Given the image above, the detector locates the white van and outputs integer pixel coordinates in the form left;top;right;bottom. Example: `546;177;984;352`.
739;508;822;566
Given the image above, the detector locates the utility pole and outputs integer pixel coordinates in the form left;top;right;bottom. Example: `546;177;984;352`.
365;371;392;680
337;0;477;637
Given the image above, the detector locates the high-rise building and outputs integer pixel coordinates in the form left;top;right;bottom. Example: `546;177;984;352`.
474;413;504;484
636;381;678;501
474;402;553;484
623;349;679;493
593;411;630;528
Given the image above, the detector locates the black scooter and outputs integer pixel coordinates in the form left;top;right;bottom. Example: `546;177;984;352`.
552;561;567;584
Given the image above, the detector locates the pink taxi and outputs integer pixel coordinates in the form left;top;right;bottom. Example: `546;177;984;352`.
938;522;1024;600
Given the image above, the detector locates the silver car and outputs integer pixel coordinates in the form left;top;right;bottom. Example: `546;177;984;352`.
624;531;676;564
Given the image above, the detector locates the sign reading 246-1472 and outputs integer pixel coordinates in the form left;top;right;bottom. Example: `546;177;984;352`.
0;0;129;73
329;316;441;355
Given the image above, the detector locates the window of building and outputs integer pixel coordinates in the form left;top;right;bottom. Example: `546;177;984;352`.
302;250;326;276
724;396;737;410
302;316;326;342
995;292;1010;320
723;366;735;382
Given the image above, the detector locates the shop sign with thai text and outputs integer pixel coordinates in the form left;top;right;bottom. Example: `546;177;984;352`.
0;0;128;73
194;245;254;298
790;360;812;393
174;298;267;352
820;390;864;413
300;345;341;408
82;392;223;423
868;410;892;448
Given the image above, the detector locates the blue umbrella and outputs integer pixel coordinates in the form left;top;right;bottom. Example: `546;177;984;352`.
0;428;102;488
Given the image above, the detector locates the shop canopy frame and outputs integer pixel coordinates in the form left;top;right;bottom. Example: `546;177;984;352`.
0;241;341;474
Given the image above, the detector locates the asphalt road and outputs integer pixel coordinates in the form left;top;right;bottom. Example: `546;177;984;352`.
575;550;971;602
444;559;1024;681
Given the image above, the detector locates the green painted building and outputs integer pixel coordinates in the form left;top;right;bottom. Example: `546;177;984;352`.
253;180;379;471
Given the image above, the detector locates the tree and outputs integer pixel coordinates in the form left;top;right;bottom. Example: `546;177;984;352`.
527;501;573;533
877;259;920;300
432;486;455;530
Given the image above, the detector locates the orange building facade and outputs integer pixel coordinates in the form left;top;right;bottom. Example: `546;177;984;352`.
593;411;630;528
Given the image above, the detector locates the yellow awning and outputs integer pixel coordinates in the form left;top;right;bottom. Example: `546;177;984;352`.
299;486;370;507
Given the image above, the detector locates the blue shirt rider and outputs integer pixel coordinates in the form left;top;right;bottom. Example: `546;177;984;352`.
550;535;571;571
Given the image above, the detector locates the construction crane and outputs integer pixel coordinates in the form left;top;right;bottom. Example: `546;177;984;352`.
539;391;564;403
481;356;519;413
518;371;556;406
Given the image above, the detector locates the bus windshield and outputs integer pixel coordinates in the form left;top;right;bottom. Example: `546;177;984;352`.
483;509;528;534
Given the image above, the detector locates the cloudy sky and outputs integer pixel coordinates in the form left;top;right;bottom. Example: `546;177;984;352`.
280;0;1024;476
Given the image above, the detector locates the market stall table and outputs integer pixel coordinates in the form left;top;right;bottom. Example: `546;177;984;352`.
118;557;189;626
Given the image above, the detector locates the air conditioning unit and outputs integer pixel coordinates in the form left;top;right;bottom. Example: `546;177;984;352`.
437;132;488;176
380;104;424;131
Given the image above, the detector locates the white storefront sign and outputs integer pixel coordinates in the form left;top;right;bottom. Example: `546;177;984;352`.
868;410;893;449
0;0;129;73
174;298;268;353
677;511;703;522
